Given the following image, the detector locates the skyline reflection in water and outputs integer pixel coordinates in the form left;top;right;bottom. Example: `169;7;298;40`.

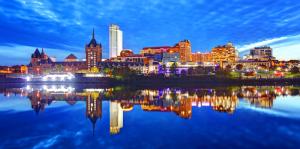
1;85;299;136
0;85;300;147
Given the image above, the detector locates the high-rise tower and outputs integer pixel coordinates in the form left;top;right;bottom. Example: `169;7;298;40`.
109;24;123;58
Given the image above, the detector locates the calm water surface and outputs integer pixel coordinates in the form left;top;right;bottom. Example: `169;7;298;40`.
0;85;300;149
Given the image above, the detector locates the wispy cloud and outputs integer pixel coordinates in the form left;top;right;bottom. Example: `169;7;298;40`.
236;37;289;52
237;34;300;60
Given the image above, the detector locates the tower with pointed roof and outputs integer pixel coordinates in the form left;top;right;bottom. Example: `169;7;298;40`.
85;28;102;70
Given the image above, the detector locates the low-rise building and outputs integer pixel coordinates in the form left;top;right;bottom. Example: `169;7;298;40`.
246;46;275;61
28;48;87;74
191;52;213;62
162;52;180;63
141;46;171;55
212;42;238;65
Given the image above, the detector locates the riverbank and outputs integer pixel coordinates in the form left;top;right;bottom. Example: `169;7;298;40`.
1;75;300;87
120;76;300;87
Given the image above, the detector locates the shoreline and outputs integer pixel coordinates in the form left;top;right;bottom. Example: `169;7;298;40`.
1;76;300;88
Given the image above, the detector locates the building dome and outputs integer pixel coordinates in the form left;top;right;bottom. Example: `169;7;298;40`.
120;49;134;57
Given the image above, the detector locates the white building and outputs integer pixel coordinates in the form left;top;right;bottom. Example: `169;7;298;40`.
109;24;123;58
246;46;275;61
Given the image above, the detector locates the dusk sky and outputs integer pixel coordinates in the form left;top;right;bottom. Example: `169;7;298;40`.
0;0;300;65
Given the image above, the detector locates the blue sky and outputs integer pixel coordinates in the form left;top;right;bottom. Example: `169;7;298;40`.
0;0;300;65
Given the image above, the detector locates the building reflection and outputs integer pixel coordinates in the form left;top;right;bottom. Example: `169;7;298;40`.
110;101;123;134
1;85;299;135
86;92;102;135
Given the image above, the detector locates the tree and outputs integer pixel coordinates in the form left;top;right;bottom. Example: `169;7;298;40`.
235;64;243;78
103;67;112;76
259;64;267;70
188;67;194;76
170;62;178;76
162;64;167;74
225;65;232;72
55;64;63;73
181;70;187;77
291;66;299;74
195;66;205;74
235;64;243;71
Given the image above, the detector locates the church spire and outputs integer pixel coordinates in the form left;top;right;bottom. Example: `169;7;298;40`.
92;28;95;39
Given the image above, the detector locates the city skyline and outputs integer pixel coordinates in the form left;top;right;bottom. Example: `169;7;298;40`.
0;0;300;65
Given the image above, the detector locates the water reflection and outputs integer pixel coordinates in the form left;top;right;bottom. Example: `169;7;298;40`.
1;85;300;135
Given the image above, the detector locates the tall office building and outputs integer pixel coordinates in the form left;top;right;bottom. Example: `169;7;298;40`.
85;29;102;69
109;24;123;58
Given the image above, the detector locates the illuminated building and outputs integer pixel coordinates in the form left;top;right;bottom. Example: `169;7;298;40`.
233;60;272;69
109;24;123;58
141;40;191;63
110;54;149;63
191;52;212;62
212;42;238;65
110;101;123;134
64;54;78;62
108;50;160;74
28;48;53;74
99;61;160;75
246;46;275;61
28;48;87;74
85;29;102;70
0;65;27;74
141;46;171;55
169;40;192;62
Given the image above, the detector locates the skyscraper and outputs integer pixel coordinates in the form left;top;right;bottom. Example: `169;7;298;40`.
109;24;123;58
85;29;102;70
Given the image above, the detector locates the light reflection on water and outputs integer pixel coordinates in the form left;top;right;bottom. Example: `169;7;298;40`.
0;85;300;148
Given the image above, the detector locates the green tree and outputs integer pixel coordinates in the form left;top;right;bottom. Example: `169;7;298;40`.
187;67;194;76
195;66;205;75
162;64;167;74
104;67;112;76
225;65;232;72
55;64;63;73
181;69;187;77
291;66;299;74
170;62;178;76
235;64;243;71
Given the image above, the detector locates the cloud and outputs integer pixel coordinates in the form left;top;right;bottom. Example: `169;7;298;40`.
236;37;289;52
33;135;60;149
0;0;300;63
236;34;300;60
